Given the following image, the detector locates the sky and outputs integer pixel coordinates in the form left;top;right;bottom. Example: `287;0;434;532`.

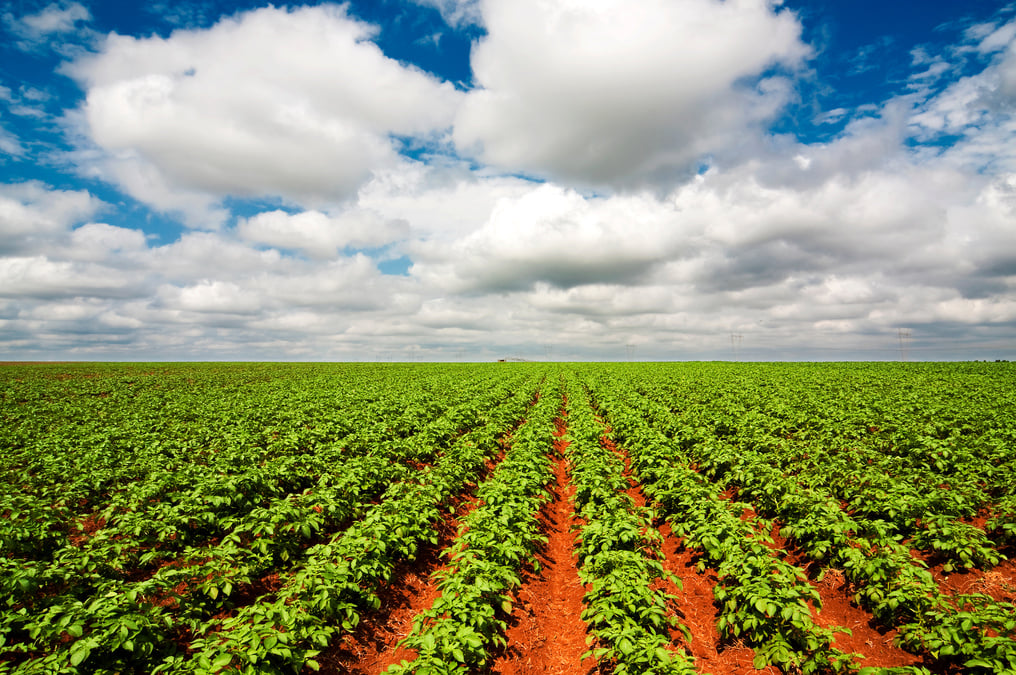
0;0;1014;362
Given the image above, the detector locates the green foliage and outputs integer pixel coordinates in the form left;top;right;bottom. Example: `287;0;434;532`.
2;361;1013;674
897;594;1016;672
565;384;698;675
388;378;559;673
579;361;1016;675
0;363;542;673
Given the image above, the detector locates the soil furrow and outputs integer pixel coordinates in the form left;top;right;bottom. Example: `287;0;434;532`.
315;491;479;674
318;400;542;674
765;523;931;670
657;521;779;675
492;412;591;675
914;550;1016;604
610;434;776;675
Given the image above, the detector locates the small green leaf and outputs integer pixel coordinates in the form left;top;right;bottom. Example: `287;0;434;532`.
70;646;90;667
212;653;233;669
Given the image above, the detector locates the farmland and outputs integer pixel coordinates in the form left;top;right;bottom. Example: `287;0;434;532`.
1;362;1015;675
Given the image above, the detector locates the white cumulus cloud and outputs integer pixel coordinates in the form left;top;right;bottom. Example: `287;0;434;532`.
454;0;810;187
237;209;410;258
64;5;463;226
3;2;1016;361
0;181;105;253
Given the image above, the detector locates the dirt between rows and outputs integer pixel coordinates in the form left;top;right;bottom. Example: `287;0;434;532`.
490;414;592;675
319;408;596;675
317;489;480;674
916;548;1016;605
314;412;1014;675
763;524;929;672
606;433;775;675
716;484;945;673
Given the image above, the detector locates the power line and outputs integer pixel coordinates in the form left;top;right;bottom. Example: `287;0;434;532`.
730;333;743;361
897;328;912;362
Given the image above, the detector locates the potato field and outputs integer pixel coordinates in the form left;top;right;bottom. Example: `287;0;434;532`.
1;362;1015;675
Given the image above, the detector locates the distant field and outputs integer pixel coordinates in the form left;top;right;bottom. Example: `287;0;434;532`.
2;362;1014;674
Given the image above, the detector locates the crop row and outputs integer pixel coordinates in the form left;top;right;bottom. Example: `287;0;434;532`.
2;361;1014;675
2;365;473;559
387;376;562;674
584;377;858;674
582;366;1016;674
563;383;697;675
0;367;542;673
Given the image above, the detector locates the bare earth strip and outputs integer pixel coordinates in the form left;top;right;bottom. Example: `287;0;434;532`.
316;492;480;674
491;412;593;675
606;431;775;675
766;521;933;671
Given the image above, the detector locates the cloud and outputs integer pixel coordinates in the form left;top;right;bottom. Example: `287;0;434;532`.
355;161;538;239
3;5;1016;361
0;181;105;253
0;256;140;299
848;37;894;76
5;1;90;44
6;116;1016;360
412;183;695;293
63;5;463;226
905;18;1016;174
17;1;89;35
148;231;286;283
251;255;401;311
158;280;262;315
237;209;410;258
67;222;148;261
973;18;1016;55
1;83;55;125
410;0;482;28
0;124;24;158
454;0;810;188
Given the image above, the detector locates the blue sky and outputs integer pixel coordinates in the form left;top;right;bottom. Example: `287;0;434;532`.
1;0;1014;361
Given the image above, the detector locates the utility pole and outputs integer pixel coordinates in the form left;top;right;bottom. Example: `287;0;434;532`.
897;329;911;362
730;333;743;362
625;344;636;361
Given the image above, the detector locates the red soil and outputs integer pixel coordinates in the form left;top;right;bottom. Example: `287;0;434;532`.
714;485;758;523
602;431;643;511
907;513;1015;605
67;512;106;546
921;553;1016;604
765;526;932;670
687;479;928;671
809;566;926;670
600;430;771;674
616;449;752;670
316;492;478;674
223;571;284;609
319;399;548;674
315;408;536;675
660;522;778;674
491;423;592;675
